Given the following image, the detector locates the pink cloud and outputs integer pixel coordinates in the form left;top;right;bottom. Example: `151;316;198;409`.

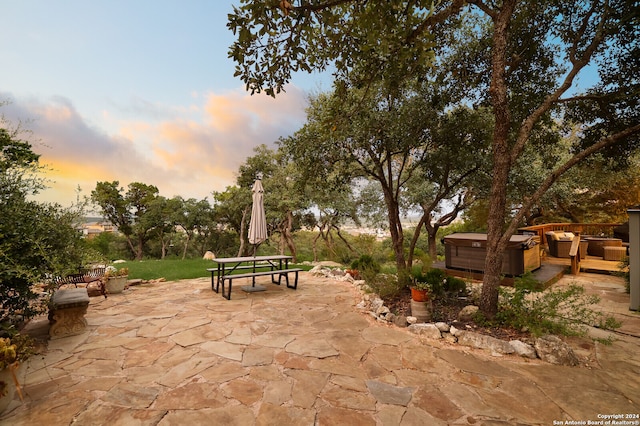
1;86;308;206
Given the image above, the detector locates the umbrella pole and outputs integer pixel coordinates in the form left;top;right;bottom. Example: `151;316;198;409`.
242;242;267;293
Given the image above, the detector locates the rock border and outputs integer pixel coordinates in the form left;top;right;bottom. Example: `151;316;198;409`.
308;264;581;366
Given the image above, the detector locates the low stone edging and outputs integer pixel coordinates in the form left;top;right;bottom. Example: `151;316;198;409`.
308;264;582;366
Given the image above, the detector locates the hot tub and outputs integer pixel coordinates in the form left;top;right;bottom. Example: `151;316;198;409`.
443;233;540;276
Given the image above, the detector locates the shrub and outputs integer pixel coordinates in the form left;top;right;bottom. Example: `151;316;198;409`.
617;256;630;294
365;273;404;299
410;268;468;297
444;276;467;295
351;254;381;283
480;273;622;337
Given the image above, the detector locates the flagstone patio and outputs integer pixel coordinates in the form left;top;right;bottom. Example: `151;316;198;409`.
1;271;638;425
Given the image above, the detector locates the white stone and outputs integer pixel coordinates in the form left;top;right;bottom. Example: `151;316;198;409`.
408;323;442;339
406;316;418;325
371;298;384;311
458;305;479;322
534;335;580;366
456;331;515;355
309;265;324;275
509;340;538;359
435;322;450;332
449;325;462;337
376;306;390;316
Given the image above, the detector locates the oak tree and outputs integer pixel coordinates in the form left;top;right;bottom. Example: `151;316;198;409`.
229;0;640;315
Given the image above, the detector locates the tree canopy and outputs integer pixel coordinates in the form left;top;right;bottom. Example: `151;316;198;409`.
1;108;85;324
229;0;640;316
91;181;160;260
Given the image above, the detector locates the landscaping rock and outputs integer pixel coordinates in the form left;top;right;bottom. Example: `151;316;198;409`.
534;335;580;366
341;266;587;366
449;325;462;337
457;305;479;322
376;305;390;316
408;323;442;339
435;322;450;332
509;340;537;359
371;298;384;311
456;331;515;355
393;315;408;327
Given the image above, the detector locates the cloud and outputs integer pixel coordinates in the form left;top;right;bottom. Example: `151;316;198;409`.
0;86;308;207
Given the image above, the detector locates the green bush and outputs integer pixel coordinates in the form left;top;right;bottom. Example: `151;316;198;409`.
444;276;467;295
364;273;404;299
411;268;468;297
618;256;630;294
351;254;381;274
478;273;622;337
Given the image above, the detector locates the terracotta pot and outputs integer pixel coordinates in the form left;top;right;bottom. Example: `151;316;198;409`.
410;287;429;302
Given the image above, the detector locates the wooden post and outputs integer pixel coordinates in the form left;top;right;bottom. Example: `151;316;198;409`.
629;207;639;311
569;236;581;275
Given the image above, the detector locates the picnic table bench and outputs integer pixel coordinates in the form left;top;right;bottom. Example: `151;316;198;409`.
207;255;302;300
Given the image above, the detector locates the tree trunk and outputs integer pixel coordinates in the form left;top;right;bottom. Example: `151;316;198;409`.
124;236;137;260
427;231;438;261
135;238;144;261
407;214;426;267
335;227;357;255
479;0;515;317
312;229;322;262
237;207;248;257
182;233;190;260
160;236;167;260
381;186;406;272
283;211;297;262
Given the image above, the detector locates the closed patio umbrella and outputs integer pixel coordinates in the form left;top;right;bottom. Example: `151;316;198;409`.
244;178;268;293
248;178;268;254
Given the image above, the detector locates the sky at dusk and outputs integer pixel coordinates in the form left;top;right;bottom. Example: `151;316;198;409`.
1;1;330;208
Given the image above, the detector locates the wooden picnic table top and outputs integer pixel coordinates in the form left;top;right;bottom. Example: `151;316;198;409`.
211;255;292;264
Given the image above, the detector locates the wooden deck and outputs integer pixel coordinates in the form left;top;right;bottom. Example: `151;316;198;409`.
542;254;626;274
435;254;627;288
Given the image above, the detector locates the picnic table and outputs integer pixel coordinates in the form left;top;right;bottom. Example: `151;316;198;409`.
207;255;302;300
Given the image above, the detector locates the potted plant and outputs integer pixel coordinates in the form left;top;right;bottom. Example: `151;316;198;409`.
411;268;449;302
103;266;129;294
410;280;431;302
0;332;32;413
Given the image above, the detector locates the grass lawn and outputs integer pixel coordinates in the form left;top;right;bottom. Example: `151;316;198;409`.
115;258;313;281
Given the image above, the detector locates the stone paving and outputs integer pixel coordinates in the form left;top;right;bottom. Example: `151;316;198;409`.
1;271;639;425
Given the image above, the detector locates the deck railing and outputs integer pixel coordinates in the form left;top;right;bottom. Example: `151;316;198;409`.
518;223;622;246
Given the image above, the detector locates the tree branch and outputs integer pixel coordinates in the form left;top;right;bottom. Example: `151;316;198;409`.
507;123;640;237
511;2;610;162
